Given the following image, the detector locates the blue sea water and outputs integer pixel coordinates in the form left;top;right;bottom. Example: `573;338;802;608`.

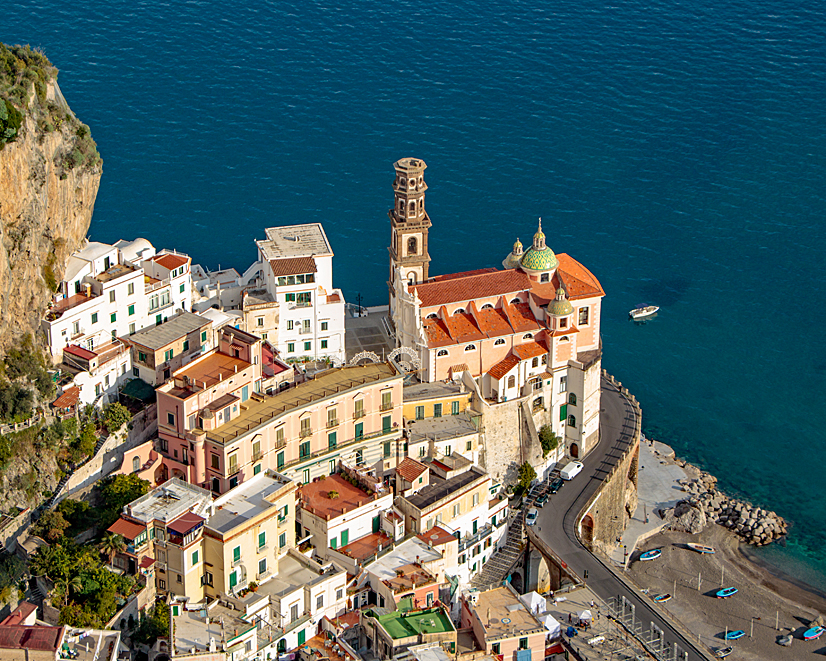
5;0;826;590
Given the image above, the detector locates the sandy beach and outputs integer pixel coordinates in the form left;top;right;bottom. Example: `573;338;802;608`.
627;524;826;660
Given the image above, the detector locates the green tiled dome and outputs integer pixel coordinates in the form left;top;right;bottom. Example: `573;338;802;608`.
521;246;558;271
502;238;524;269
547;288;573;316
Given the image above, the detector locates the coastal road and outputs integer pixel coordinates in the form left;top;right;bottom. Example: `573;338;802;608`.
534;375;713;661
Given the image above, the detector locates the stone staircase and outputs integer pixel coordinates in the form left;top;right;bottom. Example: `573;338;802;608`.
471;509;525;591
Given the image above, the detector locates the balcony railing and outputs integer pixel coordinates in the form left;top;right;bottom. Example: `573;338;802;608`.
228;464;240;477
327;418;339;428
281;427;398;471
458;523;493;553
257;544;268;553
252;451;263;462
275;439;286;450
277;516;288;528
232;556;242;567
354;409;365;419
380;402;393;412
299;428;312;438
298;326;313;334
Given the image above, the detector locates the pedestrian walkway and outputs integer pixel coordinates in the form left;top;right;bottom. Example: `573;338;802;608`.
609;437;689;567
344;306;395;362
471;510;524;590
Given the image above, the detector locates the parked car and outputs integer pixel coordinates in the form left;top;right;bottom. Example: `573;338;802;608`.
536;493;549;507
549;477;564;494
526;508;539;526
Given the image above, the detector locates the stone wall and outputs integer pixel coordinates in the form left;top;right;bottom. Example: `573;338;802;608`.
577;373;642;556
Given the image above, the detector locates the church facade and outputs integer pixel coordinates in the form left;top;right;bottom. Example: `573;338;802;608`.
389;158;605;459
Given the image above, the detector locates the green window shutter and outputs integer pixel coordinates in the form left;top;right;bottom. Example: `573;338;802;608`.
372;515;380;533
331;537;337;549
355;422;363;439
201;330;207;342
254;464;261;475
341;529;349;546
229;571;237;589
259;532;266;548
382;416;391;433
560;403;568;422
298;629;305;645
452;401;460;415
242;385;249;401
277;451;284;469
233;546;240;562
328;432;337;449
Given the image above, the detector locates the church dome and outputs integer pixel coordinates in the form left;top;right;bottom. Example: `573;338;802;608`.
547;288;573;317
520;219;558;272
502;238;524;270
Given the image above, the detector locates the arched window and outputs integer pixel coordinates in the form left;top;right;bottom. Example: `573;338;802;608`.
540;273;550;283
568;393;577;406
398;199;404;213
454;308;466;314
510;298;521;304
464;344;476;352
481;304;494;310
409;201;416;214
407;236;417;255
419;199;424;211
408;274;416;286
568;415;576;428
531;357;539;368
132;456;140;473
426;313;437;319
507;375;516;388
437;349;449;357
494;338;506;346
560;336;570;342
523;333;533;339
533;397;544;411
542;354;547;365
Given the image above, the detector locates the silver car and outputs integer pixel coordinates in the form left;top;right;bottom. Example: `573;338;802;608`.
526;507;538;526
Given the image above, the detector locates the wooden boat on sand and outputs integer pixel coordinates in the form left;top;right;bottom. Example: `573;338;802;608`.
639;549;662;561
687;543;715;554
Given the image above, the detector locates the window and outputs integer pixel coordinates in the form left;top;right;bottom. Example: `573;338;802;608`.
138;351;147;363
381;390;392;411
300;417;311;437
211;454;220;469
180;283;186;293
419;446;426;457
330;459;337;474
445;445;452;456
331;536;337;549
453;503;461;517
473;493;479;506
156;314;162;325
304;341;311;351
192;550;199;566
287;342;295;353
569;393;577;405
287;320;294;330
494;338;505;346
507;375;515;388
91;312;98;324
254;464;261;475
321;321;328;331
279;532;286;548
277;451;284;470
560;403;568;422
492;643;500;654
321;339;328;349
451;401;460;415
167;412;175;426
128;282;134;296
129;323;135;334
467;439;473;451
542;354;547;365
201;330;207;343
434;403;442;418
533;396;544;411
519;638;528;651
328;432;337;450
228;453;239;474
355;449;363;465
355;422;364;439
164;349;173;361
532;357;539;368
299;441;311;458
560;317;568;328
233;546;241;563
415;406;424;420
354;399;364;418
464;344;476;352
128;304;135;316
302;469;310;484
407;236;418;254
568;415;576;427
559;376;568;393
316;594;324;609
258;558;267;575
336;588;343;601
241;385;249;401
437;349;448;357
110;312;117;323
132;456;140;473
579;306;589;325
109;290;116;303
382;415;392;433
258;532;266;550
158;579;166;590
383;442;391;458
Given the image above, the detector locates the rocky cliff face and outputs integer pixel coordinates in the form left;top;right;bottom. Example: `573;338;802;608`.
0;74;102;356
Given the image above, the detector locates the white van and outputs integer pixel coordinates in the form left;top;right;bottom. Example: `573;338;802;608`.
560;461;584;481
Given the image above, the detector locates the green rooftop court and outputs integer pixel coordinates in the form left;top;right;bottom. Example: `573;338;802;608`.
373;607;455;640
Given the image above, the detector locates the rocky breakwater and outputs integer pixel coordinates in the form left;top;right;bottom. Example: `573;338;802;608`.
664;469;788;547
0;44;102;355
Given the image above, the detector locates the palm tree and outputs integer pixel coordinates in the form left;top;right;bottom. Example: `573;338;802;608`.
53;575;82;607
99;533;126;565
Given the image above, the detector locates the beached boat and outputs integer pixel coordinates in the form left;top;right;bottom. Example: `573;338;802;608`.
639;549;662;561
653;593;672;603
629;305;659;320
687;543;716;554
715;587;738;599
715;647;733;658
725;630;745;640
804;626;825;640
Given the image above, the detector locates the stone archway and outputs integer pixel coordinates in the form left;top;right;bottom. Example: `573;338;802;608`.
570;443;579;459
349;351;381;366
581;514;594;550
509;569;524;594
388;346;421;372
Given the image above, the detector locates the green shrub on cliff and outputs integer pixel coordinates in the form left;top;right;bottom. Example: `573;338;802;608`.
0;99;22;148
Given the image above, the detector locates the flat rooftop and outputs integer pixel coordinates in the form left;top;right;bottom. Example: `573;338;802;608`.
129;311;211;350
373;607;455;640
173;602;251;656
255;551;344;601
366;538;442;584
403;381;466;403
472;586;545;640
407;413;478;444
126;478;212;525
338;531;393;562
403;466;487;511
208;471;292;535
174;351;252;390
95;262;139;284
300;474;382;521
257;223;332;260
205;362;398;445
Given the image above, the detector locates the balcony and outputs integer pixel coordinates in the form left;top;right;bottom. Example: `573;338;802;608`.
257;569;271;581
252;451;263;462
354;409;365;419
257;544;268;553
232;556;243;567
327;418;339;429
274;439;286;450
457;523;493;553
380;402;394;412
299;428;312;438
228;464;240;477
298;326;313;334
277;515;288;528
281;426;399;471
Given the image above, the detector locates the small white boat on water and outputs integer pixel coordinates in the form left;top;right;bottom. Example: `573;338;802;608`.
629;305;659;320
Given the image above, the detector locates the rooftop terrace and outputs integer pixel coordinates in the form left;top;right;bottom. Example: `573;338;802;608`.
471;586;545;640
173;351;252;391
404;466;487;511
129;311;211;350
300;474;383;521
173;601;252;656
205;362;398;445
208;471;293;535
126;478;212;525
257;224;332;260
372;607;455;640
402;380;466;403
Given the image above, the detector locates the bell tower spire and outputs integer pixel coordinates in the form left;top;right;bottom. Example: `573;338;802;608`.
388;158;432;315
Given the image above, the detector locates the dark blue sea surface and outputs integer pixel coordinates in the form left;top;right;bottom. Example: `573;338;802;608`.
6;0;826;588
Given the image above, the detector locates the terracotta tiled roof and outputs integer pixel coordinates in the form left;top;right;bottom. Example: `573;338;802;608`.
0;625;62;652
412;269;530;308
474;307;514;337
442;312;484;343
428;268;497;283
449;364;469;375
488;354;519;380
268;256;317;277
0;602;37;626
513;340;547;360
418;526;457;546
555;254;605;299
152;253;189;270
504;302;541;332
327;293;341;303
396;457;428;482
64;344;96;360
52;386;80;409
423;319;454;347
551;324;579;337
107;517;145;541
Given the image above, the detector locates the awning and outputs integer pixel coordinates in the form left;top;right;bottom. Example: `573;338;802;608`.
120;378;156;402
107;518;145;541
168;512;204;536
139;556;156;568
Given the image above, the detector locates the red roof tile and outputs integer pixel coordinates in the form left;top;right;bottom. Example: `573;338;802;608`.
64;344;96;360
52;387;80;409
428;268;498;283
555;254;605;299
168;512;205;536
107;518;145;541
474;307;514;337
412;269;530;308
0;625;63;652
423;319;454;347
504;302;541;332
442;312;484;343
152;253;190;270
418;526;457;546
0;602;37;626
488;355;519;380
551;324;579;337
513;340;547;360
268;257;317;277
396;457;428;482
